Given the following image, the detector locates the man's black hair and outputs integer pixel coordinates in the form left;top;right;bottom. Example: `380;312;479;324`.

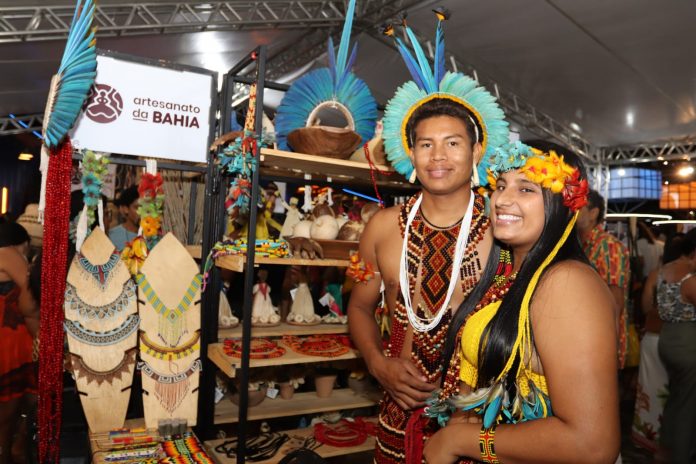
406;98;479;149
115;186;139;208
587;189;605;224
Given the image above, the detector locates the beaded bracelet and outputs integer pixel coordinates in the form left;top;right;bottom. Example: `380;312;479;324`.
479;424;500;464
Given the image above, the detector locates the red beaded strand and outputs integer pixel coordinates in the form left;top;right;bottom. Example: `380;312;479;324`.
38;139;73;463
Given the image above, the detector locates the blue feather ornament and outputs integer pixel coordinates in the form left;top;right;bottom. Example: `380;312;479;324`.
434;18;446;86
275;0;377;152
44;0;98;148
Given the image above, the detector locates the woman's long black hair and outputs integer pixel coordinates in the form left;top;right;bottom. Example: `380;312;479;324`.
442;149;590;389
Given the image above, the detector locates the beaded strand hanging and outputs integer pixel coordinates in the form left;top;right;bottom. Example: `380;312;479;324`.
38;140;73;463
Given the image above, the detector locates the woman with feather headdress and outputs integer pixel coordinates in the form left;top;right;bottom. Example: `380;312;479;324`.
422;143;620;463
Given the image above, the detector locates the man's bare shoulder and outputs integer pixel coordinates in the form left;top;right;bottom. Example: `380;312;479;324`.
359;204;402;260
369;204;401;226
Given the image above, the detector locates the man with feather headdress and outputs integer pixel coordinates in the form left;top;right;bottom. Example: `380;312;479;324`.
346;9;510;463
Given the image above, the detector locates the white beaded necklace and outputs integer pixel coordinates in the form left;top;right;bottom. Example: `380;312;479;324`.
399;193;475;333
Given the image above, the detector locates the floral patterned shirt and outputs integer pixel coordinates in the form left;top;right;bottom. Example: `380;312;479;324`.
582;225;630;368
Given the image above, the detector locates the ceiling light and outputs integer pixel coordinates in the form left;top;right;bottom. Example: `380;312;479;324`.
657;156;664;161
664;181;669;185
663;161;669;166
617;168;626;176
569;122;582;132
678;166;695;177
605;213;672;220
18;152;33;161
653;220;696;225
626;110;635;127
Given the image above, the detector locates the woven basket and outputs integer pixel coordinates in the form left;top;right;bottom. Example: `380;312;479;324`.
288;126;362;159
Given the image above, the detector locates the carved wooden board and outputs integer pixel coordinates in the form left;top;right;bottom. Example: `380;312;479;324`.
138;233;201;428
64;227;138;433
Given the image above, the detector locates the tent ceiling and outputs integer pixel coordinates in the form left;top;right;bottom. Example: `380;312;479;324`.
1;0;695;149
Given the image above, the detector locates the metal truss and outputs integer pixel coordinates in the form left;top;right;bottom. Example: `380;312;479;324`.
0;113;43;136
368;29;597;163
599;138;696;165
0;0;420;43
587;164;610;199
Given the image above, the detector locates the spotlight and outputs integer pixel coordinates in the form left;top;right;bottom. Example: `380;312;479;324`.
18;152;33;161
678;166;695;177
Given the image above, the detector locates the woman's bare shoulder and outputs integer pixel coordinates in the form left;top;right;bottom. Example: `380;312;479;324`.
533;259;614;317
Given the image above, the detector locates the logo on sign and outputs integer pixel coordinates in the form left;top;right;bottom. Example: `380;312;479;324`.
85;84;124;123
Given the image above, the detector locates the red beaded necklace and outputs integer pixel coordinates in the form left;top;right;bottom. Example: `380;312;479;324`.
223;338;285;359
314;418;376;448
283;335;350;358
38;139;73;463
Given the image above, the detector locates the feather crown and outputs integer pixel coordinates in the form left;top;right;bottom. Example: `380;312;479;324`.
382;9;509;183
274;0;377;151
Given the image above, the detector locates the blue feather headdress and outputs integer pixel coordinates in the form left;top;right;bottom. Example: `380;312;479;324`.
43;0;97;148
39;0;98;221
382;9;509;184
275;0;378;151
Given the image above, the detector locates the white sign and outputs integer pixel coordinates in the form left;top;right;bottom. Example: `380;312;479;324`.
71;54;213;163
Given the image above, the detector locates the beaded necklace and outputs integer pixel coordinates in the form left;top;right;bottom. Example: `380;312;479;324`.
64;313;140;346
140;330;200;360
69;347;137;387
64;280;136;320
75;250;121;290
399;193;475;332
314;418;376;448
222;337;285;359
389;194;489;386
138;358;202;413
282;335;350;358
136;273;202;347
439;248;516;399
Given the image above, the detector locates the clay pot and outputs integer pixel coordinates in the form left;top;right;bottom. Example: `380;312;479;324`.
231;386;267;407
314;374;337;398
288;127;362;159
348;377;370;395
279;382;295;400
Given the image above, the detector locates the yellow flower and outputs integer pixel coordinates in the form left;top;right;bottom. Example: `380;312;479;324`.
122;237;148;275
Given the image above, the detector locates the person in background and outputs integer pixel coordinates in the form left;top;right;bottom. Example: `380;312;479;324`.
632;234;684;456
577;189;631;368
109;186;139;252
636;221;664;281
0;222;38;464
653;229;696;463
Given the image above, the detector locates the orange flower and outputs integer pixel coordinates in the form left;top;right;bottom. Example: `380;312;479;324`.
141;216;161;237
346;251;375;284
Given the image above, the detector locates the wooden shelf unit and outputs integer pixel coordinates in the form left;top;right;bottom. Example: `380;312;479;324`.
208;341;360;378
259;147;408;187
216;254;350;272
205;419;377;463
219;322;349;340
213;389;378;425
186;244;202;259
